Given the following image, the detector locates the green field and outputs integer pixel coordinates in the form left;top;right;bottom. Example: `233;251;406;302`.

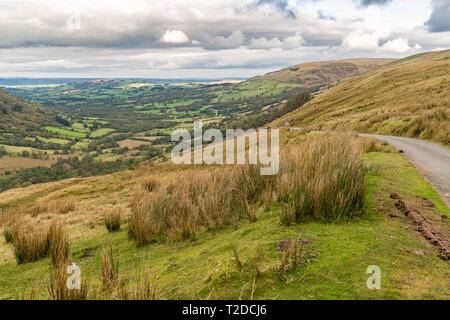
43;126;86;138
90;128;115;138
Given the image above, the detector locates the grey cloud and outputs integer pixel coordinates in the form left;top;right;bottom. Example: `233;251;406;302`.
317;10;336;21
426;0;450;32
252;0;296;19
354;0;392;8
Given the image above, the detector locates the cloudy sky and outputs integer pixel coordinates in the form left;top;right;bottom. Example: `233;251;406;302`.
0;0;449;79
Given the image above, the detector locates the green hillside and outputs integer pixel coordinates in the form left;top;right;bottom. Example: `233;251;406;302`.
251;58;395;91
272;50;450;145
0;88;57;132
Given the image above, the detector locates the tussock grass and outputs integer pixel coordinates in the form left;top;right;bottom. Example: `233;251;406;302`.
53;197;76;214
104;207;123;232
3;225;16;243
101;243;118;293
129;165;269;246
11;225;50;264
361;137;384;153
47;221;70;267
28;200;49;217
142;176;159;192
116;261;156;300
276;133;366;224
27;197;75;216
48;264;89;300
10;220;70;265
129;133;366;245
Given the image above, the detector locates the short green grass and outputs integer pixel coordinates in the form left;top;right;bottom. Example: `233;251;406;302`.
0;150;448;300
43;126;86;138
90;128;115;138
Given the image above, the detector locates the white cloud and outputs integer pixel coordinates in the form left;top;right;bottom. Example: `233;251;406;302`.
381;37;413;53
282;32;306;49
0;0;446;78
160;30;189;44
249;32;305;50
342;31;388;50
343;31;422;53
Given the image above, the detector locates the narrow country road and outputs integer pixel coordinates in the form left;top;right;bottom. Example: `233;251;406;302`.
358;134;450;207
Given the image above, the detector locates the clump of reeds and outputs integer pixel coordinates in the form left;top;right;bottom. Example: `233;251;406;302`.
142;176;159;192
53;197;76;214
47;221;70;267
48;263;89;300
101;243;118;293
104;207;123;232
10;220;70;265
275;133;366;224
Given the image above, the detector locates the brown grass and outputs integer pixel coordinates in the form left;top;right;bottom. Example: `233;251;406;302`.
48;264;89;300
28;200;49;217
128;165;269;246
47;221;70;267
104;207;122;232
276;132;366;224
361;137;384;153
11;224;49;264
27;196;76;216
53;197;76;214
101;243;118;293
10;220;70;265
142;176;159;192
3;225;16;243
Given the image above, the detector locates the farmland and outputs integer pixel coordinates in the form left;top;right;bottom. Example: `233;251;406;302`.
0;78;306;191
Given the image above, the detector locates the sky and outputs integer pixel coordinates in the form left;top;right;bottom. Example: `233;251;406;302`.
0;0;449;79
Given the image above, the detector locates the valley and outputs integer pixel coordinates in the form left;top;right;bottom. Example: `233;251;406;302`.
0;51;448;301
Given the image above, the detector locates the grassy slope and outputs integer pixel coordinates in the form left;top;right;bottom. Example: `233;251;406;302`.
250;58;395;90
272;50;450;145
0;88;57;131
0;133;448;300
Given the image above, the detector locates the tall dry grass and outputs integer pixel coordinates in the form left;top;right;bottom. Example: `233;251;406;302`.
104;207;123;232
116;263;156;300
48;264;89;300
276;133;366;224
47;221;70;267
101;243;118;293
10;220;70;265
129;132;366;244
11;225;50;264
128;164;270;246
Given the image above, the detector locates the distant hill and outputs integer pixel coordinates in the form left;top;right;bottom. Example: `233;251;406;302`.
250;58;395;91
272;50;450;145
0;87;57;132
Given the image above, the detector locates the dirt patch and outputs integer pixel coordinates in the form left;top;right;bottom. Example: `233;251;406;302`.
390;193;450;260
77;246;99;259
